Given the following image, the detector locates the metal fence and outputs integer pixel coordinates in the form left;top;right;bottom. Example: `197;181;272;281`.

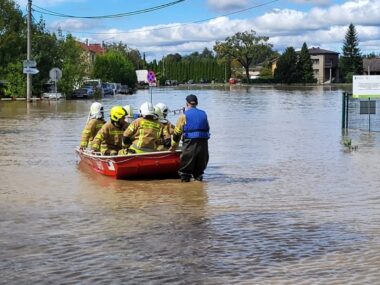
342;92;380;132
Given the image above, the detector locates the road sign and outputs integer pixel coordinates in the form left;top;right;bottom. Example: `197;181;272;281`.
353;75;380;98
49;68;62;81
147;70;156;83
23;59;37;68
23;67;39;74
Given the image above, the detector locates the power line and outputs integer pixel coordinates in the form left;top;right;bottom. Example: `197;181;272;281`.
32;0;185;19
51;0;279;36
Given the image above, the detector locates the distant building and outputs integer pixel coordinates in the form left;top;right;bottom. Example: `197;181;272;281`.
270;47;340;84
79;41;106;65
363;58;380;75
309;47;339;84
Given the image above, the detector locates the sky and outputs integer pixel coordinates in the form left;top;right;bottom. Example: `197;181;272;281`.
15;0;380;61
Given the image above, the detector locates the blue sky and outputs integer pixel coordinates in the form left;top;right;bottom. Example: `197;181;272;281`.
15;0;380;61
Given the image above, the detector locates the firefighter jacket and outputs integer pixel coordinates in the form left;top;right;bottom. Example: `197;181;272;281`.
91;121;128;154
80;118;106;148
156;120;175;151
172;107;210;146
122;117;164;153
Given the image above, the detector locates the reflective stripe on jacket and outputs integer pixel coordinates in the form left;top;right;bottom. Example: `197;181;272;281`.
91;121;125;154
80;118;105;148
123;117;163;152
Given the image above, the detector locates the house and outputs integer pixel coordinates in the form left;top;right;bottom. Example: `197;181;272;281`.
270;47;340;84
309;47;339;84
363;58;380;75
78;41;106;66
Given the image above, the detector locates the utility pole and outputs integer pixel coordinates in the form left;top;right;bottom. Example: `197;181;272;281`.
26;0;32;102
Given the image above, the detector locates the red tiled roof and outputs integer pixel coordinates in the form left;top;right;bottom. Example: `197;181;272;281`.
78;42;106;54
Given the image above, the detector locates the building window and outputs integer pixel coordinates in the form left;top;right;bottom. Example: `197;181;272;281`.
313;69;319;75
312;59;319;65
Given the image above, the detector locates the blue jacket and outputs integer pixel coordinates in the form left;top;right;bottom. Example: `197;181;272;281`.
183;108;210;139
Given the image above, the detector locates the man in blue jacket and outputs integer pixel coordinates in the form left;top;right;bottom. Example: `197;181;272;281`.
170;94;210;182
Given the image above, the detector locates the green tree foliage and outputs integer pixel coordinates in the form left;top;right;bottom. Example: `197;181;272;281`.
58;34;86;98
0;0;26;74
340;23;363;82
32;18;62;94
5;61;26;97
105;42;144;70
155;52;225;83
92;50;137;87
274;47;298;84
214;30;273;82
296;42;315;83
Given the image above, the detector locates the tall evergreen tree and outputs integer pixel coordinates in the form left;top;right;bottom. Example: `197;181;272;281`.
340;23;363;82
296;42;315;83
274;47;298;84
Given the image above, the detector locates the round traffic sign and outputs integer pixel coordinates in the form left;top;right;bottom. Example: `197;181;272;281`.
49;67;62;81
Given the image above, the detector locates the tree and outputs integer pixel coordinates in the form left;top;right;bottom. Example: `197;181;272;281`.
296;42;315;83
92;50;137;87
106;42;143;70
340;23;363;82
274;47;298;84
58;34;86;98
0;0;26;76
32;17;61;94
214;30;273;82
5;61;26;97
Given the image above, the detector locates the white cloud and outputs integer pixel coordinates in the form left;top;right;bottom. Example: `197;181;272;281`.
207;0;251;12
289;0;331;5
40;0;380;60
50;19;103;31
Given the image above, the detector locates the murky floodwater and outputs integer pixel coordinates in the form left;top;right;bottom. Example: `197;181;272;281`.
1;85;380;284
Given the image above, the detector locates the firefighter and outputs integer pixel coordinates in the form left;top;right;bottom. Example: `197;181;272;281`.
79;102;106;150
170;94;210;182
154;103;175;151
122;102;169;154
91;106;128;155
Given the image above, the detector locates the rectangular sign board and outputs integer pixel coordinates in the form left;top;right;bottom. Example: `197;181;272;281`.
23;67;39;74
23;60;37;68
353;75;380;98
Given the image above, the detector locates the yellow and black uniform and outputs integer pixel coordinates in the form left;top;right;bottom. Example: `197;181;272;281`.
157;120;175;151
122;117;165;153
91;121;128;155
172;94;210;182
79;118;105;149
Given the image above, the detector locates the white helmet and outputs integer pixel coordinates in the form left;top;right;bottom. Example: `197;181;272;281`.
123;104;134;123
155;102;170;118
90;102;104;119
139;101;156;117
154;106;166;123
123;105;134;118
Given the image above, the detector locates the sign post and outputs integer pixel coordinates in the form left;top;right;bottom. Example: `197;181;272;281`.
49;68;62;99
147;70;156;103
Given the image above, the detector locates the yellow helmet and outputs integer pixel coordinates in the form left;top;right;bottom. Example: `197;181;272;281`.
110;106;127;122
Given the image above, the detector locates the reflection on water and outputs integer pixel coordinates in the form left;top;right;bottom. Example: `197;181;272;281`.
1;86;380;284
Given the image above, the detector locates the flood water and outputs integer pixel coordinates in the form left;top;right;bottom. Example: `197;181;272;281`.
1;85;380;284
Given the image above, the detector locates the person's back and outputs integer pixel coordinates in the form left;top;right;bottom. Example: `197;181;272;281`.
171;94;210;182
80;102;106;149
91;106;128;155
122;102;166;154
